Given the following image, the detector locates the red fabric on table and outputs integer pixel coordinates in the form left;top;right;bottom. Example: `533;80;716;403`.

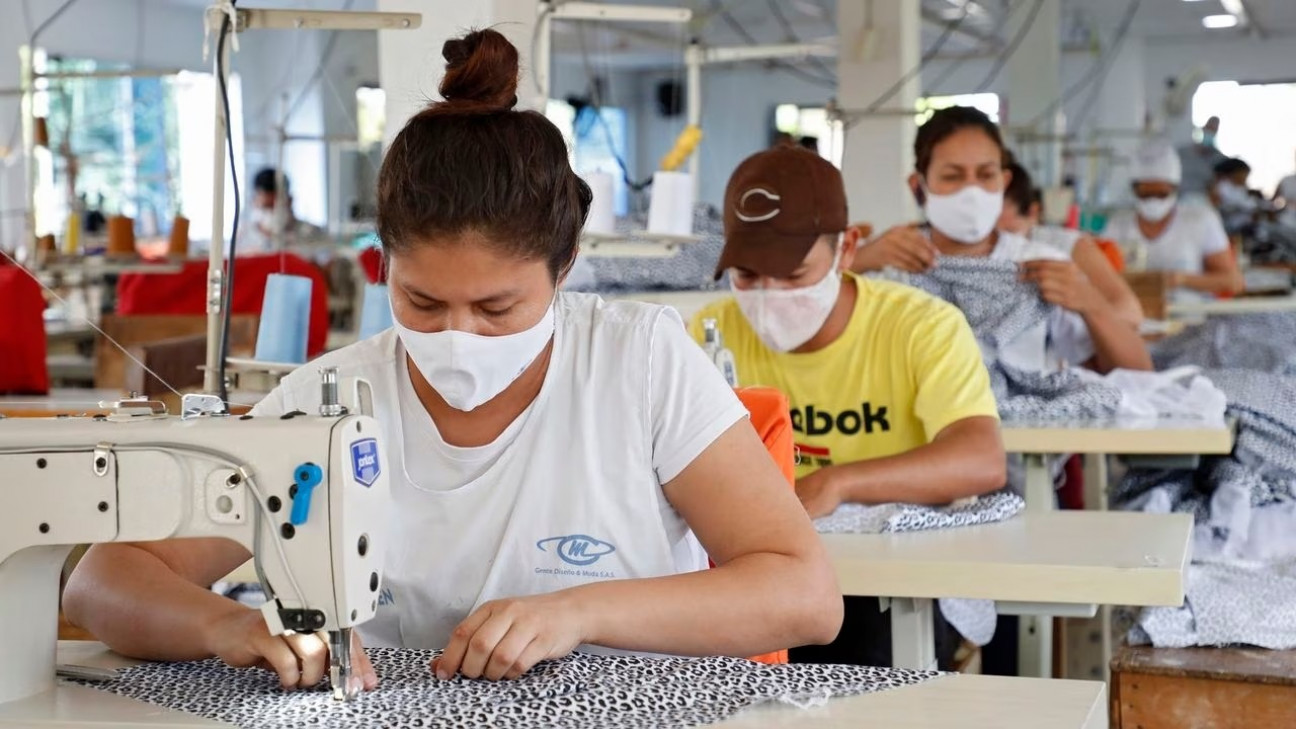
116;254;328;357
0;264;50;394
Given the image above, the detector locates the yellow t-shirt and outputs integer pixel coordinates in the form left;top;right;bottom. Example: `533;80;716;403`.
689;273;998;478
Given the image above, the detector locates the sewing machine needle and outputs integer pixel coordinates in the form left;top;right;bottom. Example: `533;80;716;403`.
328;628;358;701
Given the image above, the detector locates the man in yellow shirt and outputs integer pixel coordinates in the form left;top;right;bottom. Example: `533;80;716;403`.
690;145;1006;666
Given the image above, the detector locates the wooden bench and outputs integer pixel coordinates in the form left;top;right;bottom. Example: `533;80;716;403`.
1111;645;1296;728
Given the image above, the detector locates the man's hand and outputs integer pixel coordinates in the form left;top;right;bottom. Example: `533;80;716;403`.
795;467;845;519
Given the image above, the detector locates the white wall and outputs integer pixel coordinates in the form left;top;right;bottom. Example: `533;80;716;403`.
633;66;833;209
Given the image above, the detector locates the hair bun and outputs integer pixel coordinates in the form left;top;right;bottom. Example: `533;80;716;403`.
438;29;519;112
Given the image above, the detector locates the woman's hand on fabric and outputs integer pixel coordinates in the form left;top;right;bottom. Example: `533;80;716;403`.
1019;259;1103;314
795;467;845;519
853;224;939;273
203;608;378;692
434;593;586;681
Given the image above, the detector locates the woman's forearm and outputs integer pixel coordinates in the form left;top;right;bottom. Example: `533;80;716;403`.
1083;306;1153;373
63;544;250;661
1181;271;1244;295
571;551;841;657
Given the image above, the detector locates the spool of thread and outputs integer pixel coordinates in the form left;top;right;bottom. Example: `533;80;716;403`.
254;273;313;364
37;234;56;253
106;215;136;256
358;284;394;340
647;171;695;237
583;172;616;236
63;212;81;255
168;215;190;257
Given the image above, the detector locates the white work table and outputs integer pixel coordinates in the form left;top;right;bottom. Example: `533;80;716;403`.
1001;417;1235;512
1167;292;1296;318
2;642;1104;729
824;510;1192;677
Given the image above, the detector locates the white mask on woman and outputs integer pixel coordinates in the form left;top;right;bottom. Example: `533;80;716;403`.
730;247;842;353
1135;194;1177;222
395;299;555;411
922;184;1003;245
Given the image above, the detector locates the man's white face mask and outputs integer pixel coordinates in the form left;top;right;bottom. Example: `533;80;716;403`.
730;245;843;353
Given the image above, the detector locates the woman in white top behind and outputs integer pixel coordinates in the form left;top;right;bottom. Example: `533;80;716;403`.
996;153;1143;329
64;30;841;689
1103;142;1244;303
853;106;1151;374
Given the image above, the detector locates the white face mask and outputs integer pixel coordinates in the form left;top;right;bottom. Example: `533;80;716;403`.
1135;194;1177;222
252;206;289;234
922;183;1003;245
730;247;842;353
394;299;556;411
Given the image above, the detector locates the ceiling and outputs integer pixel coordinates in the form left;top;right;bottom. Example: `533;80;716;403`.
150;0;1296;68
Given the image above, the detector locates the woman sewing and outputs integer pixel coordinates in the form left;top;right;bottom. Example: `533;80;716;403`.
63;29;841;691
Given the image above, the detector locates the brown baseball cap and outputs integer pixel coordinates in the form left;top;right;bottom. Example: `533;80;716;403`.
714;145;848;279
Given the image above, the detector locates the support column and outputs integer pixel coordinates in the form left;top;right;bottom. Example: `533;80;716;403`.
1005;0;1062;189
377;0;540;145
1088;37;1147;206
837;0;921;230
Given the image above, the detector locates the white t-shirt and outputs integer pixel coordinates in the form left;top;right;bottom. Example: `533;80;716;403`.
250;292;748;651
1276;175;1296;226
1029;225;1083;257
1104;202;1229;304
988;230;1096;373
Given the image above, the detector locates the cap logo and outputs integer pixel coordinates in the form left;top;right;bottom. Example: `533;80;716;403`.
735;188;781;223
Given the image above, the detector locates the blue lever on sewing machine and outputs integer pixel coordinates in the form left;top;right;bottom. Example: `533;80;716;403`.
289;463;324;526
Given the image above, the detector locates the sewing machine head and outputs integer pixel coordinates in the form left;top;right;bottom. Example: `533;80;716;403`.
0;370;390;705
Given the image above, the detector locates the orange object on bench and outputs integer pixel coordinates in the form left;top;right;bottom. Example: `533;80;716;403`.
733;386;796;665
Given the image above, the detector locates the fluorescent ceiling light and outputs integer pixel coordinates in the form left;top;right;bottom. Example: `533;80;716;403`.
1202;14;1239;28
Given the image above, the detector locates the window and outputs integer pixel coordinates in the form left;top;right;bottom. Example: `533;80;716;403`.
1193;80;1296;196
35;51;243;245
546;100;630;216
916;93;1001;125
356;86;386;149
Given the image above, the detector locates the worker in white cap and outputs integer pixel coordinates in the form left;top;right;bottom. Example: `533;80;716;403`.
1104;141;1244;302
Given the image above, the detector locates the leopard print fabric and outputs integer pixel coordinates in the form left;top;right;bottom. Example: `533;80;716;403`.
78;649;939;729
813;490;1025;535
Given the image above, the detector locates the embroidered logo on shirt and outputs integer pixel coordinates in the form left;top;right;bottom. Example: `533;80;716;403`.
350;438;381;487
790;403;891;436
795;442;834;468
536;535;617;566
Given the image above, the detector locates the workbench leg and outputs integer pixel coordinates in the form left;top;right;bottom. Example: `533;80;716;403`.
1024;453;1055;512
1082;452;1109;511
1019;613;1053;678
888;597;937;671
1099;604;1113;683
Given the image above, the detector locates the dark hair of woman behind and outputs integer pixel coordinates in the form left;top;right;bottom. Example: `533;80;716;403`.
913;105;1006;175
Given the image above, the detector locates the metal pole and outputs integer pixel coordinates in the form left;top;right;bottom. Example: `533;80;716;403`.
685;42;702;195
534;2;553;111
20;45;37;262
203;20;231;395
274;93;288;253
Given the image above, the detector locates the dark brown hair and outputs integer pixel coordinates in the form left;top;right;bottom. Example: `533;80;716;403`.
377;29;591;279
1002;151;1039;216
913;105;1006;175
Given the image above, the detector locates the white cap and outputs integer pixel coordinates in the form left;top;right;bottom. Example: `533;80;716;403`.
1132;142;1182;185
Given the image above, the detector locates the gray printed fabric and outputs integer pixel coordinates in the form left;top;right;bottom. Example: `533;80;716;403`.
567;205;728;293
1115;369;1296;648
78;649;939;729
883;259;1123;422
1151;312;1296;377
814;490;1025;535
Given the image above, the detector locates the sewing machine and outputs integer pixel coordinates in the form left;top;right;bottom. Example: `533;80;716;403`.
0;369;390;716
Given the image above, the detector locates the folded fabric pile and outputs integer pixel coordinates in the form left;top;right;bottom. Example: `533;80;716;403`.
79;648;940;729
814;490;1025;535
1114;369;1296;649
566;204;727;293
